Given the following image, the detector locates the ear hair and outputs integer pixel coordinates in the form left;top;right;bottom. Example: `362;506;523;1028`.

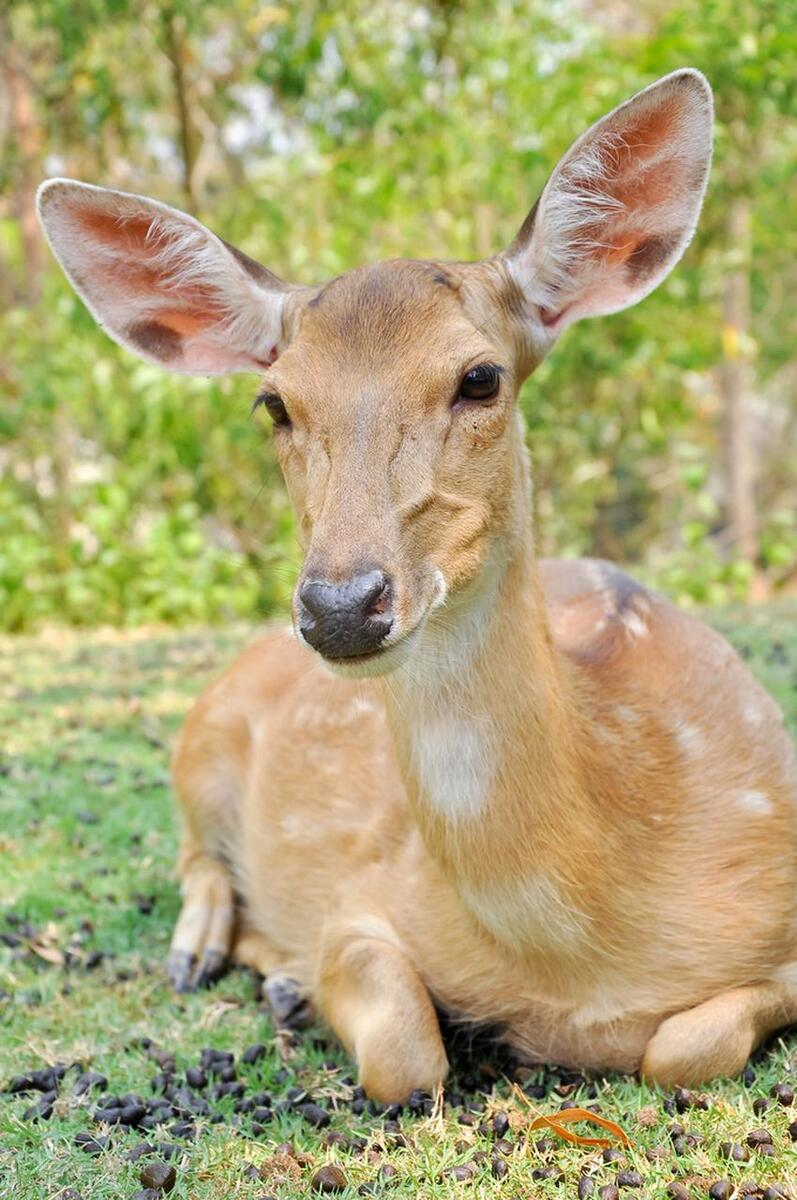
37;179;293;375
503;69;713;335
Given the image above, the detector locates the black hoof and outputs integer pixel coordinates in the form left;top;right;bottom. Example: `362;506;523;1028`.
193;949;227;990
168;949;197;994
263;974;313;1029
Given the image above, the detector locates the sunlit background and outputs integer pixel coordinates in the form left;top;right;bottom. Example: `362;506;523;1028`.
2;0;795;631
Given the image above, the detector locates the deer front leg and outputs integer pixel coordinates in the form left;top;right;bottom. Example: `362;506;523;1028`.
168;848;236;992
642;978;797;1086
317;924;449;1103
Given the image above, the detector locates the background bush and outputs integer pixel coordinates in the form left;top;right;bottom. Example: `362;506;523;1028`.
1;0;796;630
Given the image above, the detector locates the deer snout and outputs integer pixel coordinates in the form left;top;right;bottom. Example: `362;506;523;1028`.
297;568;394;659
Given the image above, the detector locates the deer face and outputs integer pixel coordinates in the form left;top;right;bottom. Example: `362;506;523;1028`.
262;258;530;670
38;70;713;675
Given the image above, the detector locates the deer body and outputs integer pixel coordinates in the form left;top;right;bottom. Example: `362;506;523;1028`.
38;70;797;1099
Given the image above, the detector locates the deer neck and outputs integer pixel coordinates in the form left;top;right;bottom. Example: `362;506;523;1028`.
385;502;602;958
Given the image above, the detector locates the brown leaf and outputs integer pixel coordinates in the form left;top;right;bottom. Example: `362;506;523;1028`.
29;941;65;966
528;1106;632;1149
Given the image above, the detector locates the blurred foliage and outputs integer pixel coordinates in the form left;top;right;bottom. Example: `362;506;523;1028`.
1;0;796;630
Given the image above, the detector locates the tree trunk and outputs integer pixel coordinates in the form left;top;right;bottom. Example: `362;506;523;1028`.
162;9;200;213
720;194;756;563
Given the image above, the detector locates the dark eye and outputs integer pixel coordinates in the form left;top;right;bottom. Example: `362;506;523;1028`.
456;363;502;405
253;391;291;428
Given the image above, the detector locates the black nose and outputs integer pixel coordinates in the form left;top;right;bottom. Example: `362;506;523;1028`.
298;569;394;659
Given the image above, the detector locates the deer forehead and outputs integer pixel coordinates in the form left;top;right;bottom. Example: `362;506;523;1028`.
273;258;517;401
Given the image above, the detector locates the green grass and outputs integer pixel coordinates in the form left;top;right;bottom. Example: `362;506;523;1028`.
1;607;797;1200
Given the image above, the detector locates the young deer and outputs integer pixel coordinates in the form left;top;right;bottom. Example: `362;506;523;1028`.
38;70;797;1102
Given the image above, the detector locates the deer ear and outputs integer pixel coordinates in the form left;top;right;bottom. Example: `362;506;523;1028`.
37;179;293;374
503;69;713;334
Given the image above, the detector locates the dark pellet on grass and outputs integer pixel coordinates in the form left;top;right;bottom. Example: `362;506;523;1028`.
602;1148;624;1164
120;1103;147;1126
312;1165;348;1193
752;1098;770;1116
492;1111;510;1137
720;1141;750;1161
74;1070;107;1095
130;1191;159;1200
771;1082;794;1106
22;1099;53;1120
578;1177;595;1199
599;1188;620;1200
616;1172;644;1188
666;1185;690;1200
762;1187;790;1200
139;1161;177;1192
185;1067;206;1090
243;1043;266;1064
746;1129;773;1147
299;1102;331;1128
533;1166;564;1183
169;1121;195;1139
127;1143;157;1162
74;1132;109;1155
491;1157;509;1180
708;1183;731;1200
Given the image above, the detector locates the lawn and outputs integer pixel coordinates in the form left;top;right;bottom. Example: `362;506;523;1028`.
2;606;797;1200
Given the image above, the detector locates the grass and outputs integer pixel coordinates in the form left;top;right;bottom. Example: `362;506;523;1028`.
1;606;797;1200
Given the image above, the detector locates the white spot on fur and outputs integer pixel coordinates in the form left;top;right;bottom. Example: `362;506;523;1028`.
672;716;703;757
410;716;493;819
431;567;448;611
614;705;639;724
734;789;772;816
743;703;765;726
622;608;649;639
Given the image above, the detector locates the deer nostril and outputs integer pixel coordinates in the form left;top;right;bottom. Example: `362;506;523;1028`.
298;569;395;659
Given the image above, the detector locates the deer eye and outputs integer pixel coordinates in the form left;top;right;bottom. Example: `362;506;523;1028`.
456;363;502;405
253;391;291;428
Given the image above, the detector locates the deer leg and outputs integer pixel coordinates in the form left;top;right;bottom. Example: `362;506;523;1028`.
168;842;236;992
318;925;449;1103
231;925;314;1028
641;978;797;1086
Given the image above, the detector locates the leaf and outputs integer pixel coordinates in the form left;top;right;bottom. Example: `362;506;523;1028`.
528;1107;632;1149
29;941;65;966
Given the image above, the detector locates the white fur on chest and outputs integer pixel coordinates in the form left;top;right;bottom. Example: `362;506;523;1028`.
409;714;493;819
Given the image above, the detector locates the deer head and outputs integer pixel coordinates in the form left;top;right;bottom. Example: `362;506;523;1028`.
37;69;712;675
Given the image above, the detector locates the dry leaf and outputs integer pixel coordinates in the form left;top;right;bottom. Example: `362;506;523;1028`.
528;1107;631;1149
29;942;65;966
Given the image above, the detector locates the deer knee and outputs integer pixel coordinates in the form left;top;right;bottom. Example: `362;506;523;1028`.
318;930;448;1103
642;992;759;1087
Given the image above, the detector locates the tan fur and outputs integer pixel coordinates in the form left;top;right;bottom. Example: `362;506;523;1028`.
171;256;797;1096
38;71;797;1100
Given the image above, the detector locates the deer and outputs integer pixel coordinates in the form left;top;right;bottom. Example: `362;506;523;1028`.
37;69;797;1103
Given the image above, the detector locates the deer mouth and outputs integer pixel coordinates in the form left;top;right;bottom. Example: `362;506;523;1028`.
315;622;424;679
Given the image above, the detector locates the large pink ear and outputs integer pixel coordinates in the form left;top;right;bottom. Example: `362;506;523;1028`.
36;179;293;374
503;69;713;334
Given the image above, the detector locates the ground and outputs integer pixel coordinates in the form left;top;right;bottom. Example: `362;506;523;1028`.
1;606;797;1200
